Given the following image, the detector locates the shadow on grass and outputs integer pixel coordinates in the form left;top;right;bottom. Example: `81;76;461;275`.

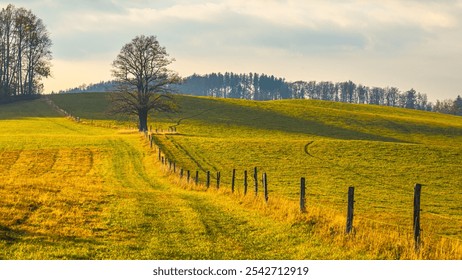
168;97;405;142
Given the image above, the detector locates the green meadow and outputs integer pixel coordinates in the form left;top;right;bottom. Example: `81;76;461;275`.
132;94;462;241
1;93;461;259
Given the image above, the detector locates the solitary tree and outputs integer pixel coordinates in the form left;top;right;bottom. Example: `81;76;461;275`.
111;35;181;131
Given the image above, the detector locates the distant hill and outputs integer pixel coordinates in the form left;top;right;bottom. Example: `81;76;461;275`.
56;72;462;115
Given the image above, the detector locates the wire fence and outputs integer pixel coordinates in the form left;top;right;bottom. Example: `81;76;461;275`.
149;131;462;248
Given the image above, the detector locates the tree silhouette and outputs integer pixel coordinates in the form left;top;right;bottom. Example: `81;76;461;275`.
0;4;52;101
110;35;181;131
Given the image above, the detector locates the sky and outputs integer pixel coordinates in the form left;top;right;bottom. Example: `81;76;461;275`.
2;0;462;101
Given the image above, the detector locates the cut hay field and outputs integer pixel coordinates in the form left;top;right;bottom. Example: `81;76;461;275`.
1;93;461;259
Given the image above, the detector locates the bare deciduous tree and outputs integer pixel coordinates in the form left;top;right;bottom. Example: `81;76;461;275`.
0;4;52;101
111;35;181;131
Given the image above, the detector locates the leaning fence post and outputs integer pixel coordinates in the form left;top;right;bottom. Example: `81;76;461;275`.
300;177;306;213
413;183;422;250
346;186;355;234
263;173;268;202
254;167;258;196
244;170;248;195
232;169;236;193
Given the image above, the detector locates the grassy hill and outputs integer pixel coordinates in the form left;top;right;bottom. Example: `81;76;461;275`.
1;98;359;259
1;93;461;259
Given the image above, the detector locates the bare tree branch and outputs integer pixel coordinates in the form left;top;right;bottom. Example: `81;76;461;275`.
110;35;181;131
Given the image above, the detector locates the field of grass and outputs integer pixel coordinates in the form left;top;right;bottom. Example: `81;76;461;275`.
1;97;374;260
1;93;461;259
137;94;462;242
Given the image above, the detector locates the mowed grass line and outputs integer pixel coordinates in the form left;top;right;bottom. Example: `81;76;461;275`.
0;99;362;259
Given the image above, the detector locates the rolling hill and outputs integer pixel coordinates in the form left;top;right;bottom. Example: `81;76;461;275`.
1;93;461;259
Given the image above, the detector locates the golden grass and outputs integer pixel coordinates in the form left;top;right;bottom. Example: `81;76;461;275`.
2;96;461;259
155;137;462;260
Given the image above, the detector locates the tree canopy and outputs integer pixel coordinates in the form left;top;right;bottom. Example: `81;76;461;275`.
110;35;181;131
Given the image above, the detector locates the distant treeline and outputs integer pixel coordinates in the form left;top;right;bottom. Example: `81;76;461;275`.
57;80;117;94
179;73;430;108
60;72;462;116
177;73;462;115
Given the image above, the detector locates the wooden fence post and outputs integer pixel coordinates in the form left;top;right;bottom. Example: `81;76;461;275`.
254;167;258;196
180;168;184;179
195;171;199;185
300;177;306;213
216;171;221;189
232;169;236;193
413;183;422;250
150;137;153;149
263;173;268;202
173;162;176;173
244;170;248;195
206;171;210;188
158;150;161;161
187;170;191;183
346;186;355;234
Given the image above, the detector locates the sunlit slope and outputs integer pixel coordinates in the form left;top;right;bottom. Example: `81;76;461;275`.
156;95;462;241
1;98;363;259
50;93;462;241
50;92;462;143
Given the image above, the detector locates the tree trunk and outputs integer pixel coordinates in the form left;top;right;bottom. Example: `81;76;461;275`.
138;109;148;131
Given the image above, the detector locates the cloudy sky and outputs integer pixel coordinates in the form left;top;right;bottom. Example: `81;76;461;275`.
2;0;462;101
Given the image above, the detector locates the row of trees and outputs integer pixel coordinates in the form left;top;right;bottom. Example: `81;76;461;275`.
0;4;52;102
177;73;291;101
433;96;462;116
176;72;432;111
57;80;117;94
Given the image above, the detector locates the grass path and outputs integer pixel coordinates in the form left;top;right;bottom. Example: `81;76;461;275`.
94;136;355;259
